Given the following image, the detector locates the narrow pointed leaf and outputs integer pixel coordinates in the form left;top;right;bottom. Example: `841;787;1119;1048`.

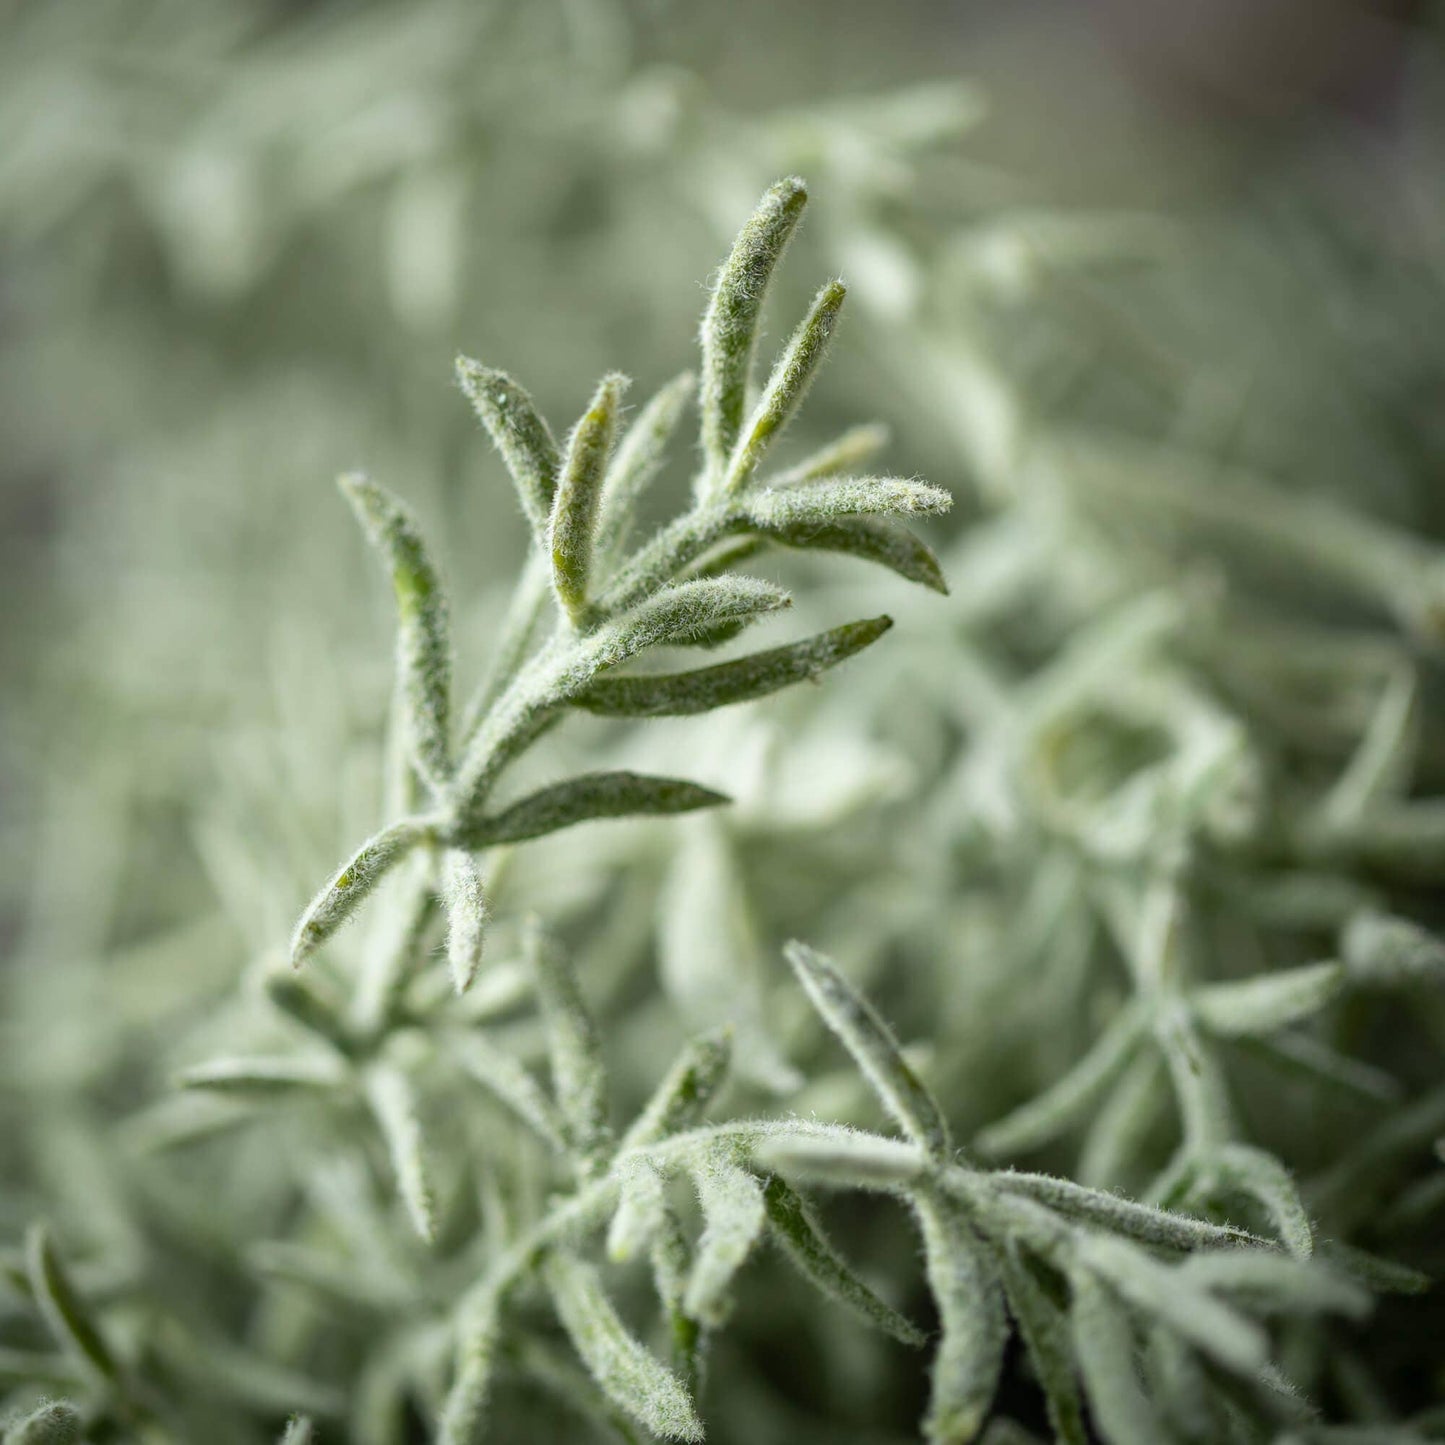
25;1224;119;1383
785;941;950;1156
1191;962;1346;1038
747;477;951;529
576;616;893;718
438;1293;502;1445
542;1251;704;1442
176;1055;346;1096
607;1157;669;1264
725;279;846;492
528;922;611;1170
456;358;560;533
6;1402;82;1445
596;370;692;559
1195;1144;1315;1258
462;772;728;848
977;1004;1144;1157
278;1419;314;1445
754;1131;927;1189
339;473;451;789
440;848;487;994
683;1160;766;1326
623;1029;732;1149
264;971;354;1055
1343;910;1445;988
1070;1269;1163;1445
550;372;629;622
290;817;432;967
995;1246;1088;1445
763;1176;924;1346
364;1063;438;1244
758;514;948;593
1176;1252;1370;1318
914;1193;1007;1444
448;1033;566;1150
700;177;809;482
773;423;890;484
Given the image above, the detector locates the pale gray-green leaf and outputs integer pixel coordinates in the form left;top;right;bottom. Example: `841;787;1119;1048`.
456;358;560;534
747;477;951;529
683;1159;766;1326
440;848;487;994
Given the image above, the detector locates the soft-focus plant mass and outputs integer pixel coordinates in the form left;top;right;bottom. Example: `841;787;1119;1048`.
5;3;1445;1444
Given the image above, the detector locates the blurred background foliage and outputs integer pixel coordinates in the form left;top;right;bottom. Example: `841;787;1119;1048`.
6;0;1445;1441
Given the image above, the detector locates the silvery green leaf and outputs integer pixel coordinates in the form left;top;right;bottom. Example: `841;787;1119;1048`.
364;1062;438;1244
747;477;952;529
339;473;452;790
528;921;611;1171
762;1176;924;1347
263;970;354;1055
913;1193;1006;1445
699;177;808;484
1320;662;1419;826
461;772;729;848
290;817;434;967
550;372;629;623
724;279;846;493
1318;1242;1430;1296
278;1418;314;1445
1077;1235;1268;1377
4;1402;82;1445
542;1251;704;1443
756;515;949;593
977;1003;1144;1158
772;423;890;485
1250;1031;1402;1105
438;1295;502;1445
1069;1268;1165;1445
1176;1252;1370;1319
683;1160;766;1326
575;616;893;718
1079;1051;1165;1188
455;358;560;535
622;1029;732;1149
1342;911;1445;989
1190;962;1346;1038
753;1131;927;1189
25;1224;119;1384
1172;1145;1314;1258
176;1055;346;1096
991;1174;1257;1251
447;1032;566;1151
595;370;693;562
440;848;487;994
785;940;950;1157
606;1156;669;1264
994;1245;1088;1445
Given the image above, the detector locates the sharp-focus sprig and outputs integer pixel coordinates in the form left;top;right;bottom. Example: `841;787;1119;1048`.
287;178;950;993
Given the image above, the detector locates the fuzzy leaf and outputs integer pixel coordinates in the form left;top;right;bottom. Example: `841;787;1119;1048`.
438;1295;502;1445
1176;1252;1370;1318
25;1225;119;1384
364;1063;438;1244
456;358;561;534
550;372;629;622
785;941;950;1156
1342;911;1445;989
5;1402;82;1445
623;1030;733;1149
278;1419;314;1445
576;616;893;717
994;1246;1088;1445
1177;1144;1315;1258
773;423;890;484
763;1176;924;1347
448;1033;566;1151
757;515;949;593
747;477;951;529
683;1160;767;1326
606;1157;669;1264
914;1193;1007;1444
440;848;487;994
176;1055;346;1096
542;1251;704;1442
700;177;809;483
460;772;728;848
528;922;611;1170
1070;1269;1163;1445
339;473;452;790
290;817;432;967
596;370;693;560
724;279;846;492
1318;1242;1431;1296
977;1004;1144;1157
754;1130;927;1189
1191;962;1346;1038
1077;1236;1268;1377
